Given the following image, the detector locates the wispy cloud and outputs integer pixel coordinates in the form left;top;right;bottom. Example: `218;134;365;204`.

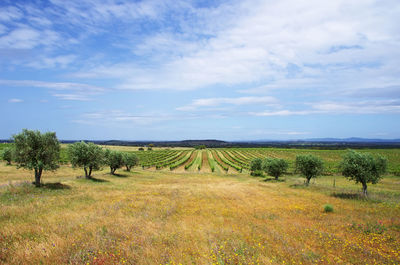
68;0;400;95
0;26;61;49
0;79;107;101
0;0;399;140
8;98;23;103
177;96;277;111
251;99;400;116
73;110;176;126
26;55;77;69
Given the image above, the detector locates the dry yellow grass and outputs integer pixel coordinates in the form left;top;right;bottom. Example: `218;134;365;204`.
0;162;399;264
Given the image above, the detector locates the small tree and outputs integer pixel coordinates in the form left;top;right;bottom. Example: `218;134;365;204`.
147;144;154;151
250;158;263;176
123;153;139;171
340;150;387;197
295;154;323;185
13;129;60;187
105;150;124;175
68;141;104;179
2;147;13;165
263;158;288;180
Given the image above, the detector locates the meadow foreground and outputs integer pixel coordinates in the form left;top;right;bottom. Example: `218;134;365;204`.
0;163;400;264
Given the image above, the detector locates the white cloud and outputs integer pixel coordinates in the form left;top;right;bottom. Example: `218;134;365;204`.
312;100;400;114
0;24;7;35
0;6;23;21
0;27;62;49
73;110;175;126
0;79;107;101
8;98;23;103
52;94;91;101
26;55;77;69
251;99;400;116
67;0;400;95
177;96;277;111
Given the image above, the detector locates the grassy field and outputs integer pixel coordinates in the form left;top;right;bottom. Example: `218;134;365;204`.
1;151;400;264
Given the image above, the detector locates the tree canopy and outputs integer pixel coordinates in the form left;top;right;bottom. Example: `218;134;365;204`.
340;150;387;196
13;129;60;187
122;153;139;171
263;158;288;180
250;158;263;176
295;154;323;185
105;149;124;175
68;141;104;179
2;146;13;165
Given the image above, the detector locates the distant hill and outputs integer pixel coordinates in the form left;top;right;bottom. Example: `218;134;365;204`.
2;138;400;148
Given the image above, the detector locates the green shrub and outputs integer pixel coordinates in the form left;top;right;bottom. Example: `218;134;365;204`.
68;141;104;179
13;129;60;187
1;147;13;165
350;221;386;234
104;149;124;175
295;154;324;185
323;204;334;213
263;158;288;180
250;158;263;176
340;150;387;197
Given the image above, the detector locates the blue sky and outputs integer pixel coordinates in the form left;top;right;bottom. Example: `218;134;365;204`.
1;0;399;141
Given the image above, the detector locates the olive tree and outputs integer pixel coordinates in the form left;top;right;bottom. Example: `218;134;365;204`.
263;158;288;180
105;149;124;175
122;153;139;171
2;146;13;165
250;158;263;176
295;154;324;185
340;150;387;197
68;141;104;179
13;129;60;187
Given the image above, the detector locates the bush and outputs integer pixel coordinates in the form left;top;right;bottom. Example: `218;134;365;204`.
340;150;387;197
295;154;324;185
138;147;144;151
350;221;386;234
323;204;334;213
13;129;60;187
250;158;263;176
105;149;124;175
1;147;13;165
122;153;139;171
263;158;288;180
68;141;104;179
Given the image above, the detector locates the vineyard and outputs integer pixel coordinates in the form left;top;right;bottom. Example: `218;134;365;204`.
1;143;399;174
126;147;400;175
1;144;400;264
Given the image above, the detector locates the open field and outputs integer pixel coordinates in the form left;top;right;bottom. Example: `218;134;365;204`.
1;145;400;264
2;143;399;174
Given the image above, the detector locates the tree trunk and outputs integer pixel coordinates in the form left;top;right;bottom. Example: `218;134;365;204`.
362;183;368;197
84;167;89;179
275;175;279;180
111;167;115;175
126;166;130;172
88;167;92;178
34;168;42;187
305;177;310;186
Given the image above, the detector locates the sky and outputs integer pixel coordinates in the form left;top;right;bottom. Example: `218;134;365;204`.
0;0;399;141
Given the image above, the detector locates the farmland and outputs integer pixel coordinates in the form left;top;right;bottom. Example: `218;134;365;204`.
104;146;400;175
0;144;400;264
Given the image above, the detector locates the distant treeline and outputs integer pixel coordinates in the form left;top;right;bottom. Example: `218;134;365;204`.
1;139;400;149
